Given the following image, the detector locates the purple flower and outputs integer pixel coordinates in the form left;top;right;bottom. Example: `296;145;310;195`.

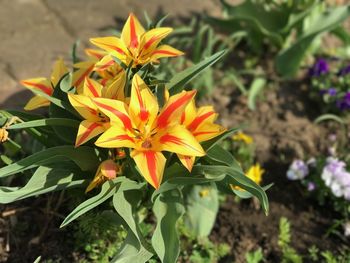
321;157;350;200
309;58;329;77
337;64;350;76
320;88;337;96
336;92;350;110
286;160;309;180
307;182;316;191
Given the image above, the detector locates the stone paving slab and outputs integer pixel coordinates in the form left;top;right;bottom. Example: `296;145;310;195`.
0;0;221;109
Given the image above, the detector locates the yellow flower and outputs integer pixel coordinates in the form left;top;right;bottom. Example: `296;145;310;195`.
90;13;183;67
245;164;264;185
232;131;253;145
86;160;121;193
20;58;68;110
94;74;205;189
0;128;8;143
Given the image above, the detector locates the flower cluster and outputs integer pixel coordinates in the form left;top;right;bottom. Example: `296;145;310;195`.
286;159;309;180
308;58;350;113
321;157;350;200
19;13;225;191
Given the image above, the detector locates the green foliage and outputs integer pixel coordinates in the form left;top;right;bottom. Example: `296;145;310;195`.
278;217;303;263
183;183;219;237
74;211;127;263
245;248;265;263
208;0;350;77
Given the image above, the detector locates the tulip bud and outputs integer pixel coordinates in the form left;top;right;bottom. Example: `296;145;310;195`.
85;160;121;193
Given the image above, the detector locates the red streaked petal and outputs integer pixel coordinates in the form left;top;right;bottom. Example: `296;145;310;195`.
129;74;158;128
156;90;196;129
131;150;166;189
85;48;106;60
187;110;215;132
75;120;105;147
150;45;184;61
121;13;145;49
83;77;102;98
177;154;195;172
20;78;52;95
93;98;132;131
95;126;136;149
157;125;205;157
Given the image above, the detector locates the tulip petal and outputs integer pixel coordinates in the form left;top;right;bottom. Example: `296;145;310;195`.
151;45;184;61
82;77;102;98
121;13;145;49
192;123;225;142
93;98;132;131
181;99;196;126
68;94;99;121
72;61;95;93
129;74;159;128
187;106;216;132
132;150;165;189
95;126;135;148
94;55;115;72
177;154;195;172
139;28;173;57
157;125;205;157
101;72;126;100
90;37;128;58
24;95;50;111
51;58;68;87
76;120;105;147
156;90;196;129
85;48;106;60
20;78;52;95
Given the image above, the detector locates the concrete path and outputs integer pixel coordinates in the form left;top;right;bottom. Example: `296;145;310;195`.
0;0;221;109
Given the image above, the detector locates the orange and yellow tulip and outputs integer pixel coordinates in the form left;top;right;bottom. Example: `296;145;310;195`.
90;13;183;67
20;58;68;110
94;74;205;189
178;100;225;171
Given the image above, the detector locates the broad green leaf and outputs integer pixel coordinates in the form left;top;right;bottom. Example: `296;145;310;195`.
60;179;118;227
0;165;84;204
49;83;80;144
112;179;152;262
248;78;266;111
7;118;79;130
183;183;218;237
152;190;185;263
276;5;350;77
205;144;236;167
167;50;227;95
192;165;269;215
0;145;99;178
233;183;273;199
111;229;153;263
202;128;239;151
59;72;74;93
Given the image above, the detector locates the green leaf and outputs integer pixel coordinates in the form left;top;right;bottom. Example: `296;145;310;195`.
167;50;227;95
205;144;236;167
111;229;153;263
7;118;79;130
192;165;269;215
276;5;350;77
248;77;266;110
60;179;118;227
49;82;80;144
314;114;345;124
0;165;84;204
201;128;239;151
0;145;99;178
152;190;185;263
59;72;74;93
112;178;152;262
183;183;218;237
